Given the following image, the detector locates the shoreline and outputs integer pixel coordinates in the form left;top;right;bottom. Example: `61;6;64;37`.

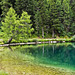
0;38;74;47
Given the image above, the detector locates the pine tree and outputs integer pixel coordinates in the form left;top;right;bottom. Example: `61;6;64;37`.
1;7;33;43
19;11;34;39
34;10;42;36
70;0;75;36
48;0;60;38
1;7;17;43
0;16;2;32
34;0;49;38
0;0;12;17
15;0;33;16
56;0;65;36
62;0;71;36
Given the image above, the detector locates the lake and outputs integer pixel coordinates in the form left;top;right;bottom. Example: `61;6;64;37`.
0;43;75;75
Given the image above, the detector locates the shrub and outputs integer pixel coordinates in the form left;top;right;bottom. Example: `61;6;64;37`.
32;39;38;42
0;70;8;75
71;35;75;41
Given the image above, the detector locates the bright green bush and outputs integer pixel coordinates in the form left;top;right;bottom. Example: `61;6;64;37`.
0;70;8;75
71;35;75;41
12;39;28;43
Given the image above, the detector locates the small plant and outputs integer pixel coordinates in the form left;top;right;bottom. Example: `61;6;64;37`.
32;39;38;42
27;39;33;42
0;70;8;75
71;35;75;41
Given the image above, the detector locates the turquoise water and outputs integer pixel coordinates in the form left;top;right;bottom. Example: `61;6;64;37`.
0;43;75;73
14;43;75;71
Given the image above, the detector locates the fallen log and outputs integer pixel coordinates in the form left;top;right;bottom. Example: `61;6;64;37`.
0;41;66;47
0;42;35;47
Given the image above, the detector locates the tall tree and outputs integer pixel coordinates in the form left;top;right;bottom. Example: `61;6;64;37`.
15;0;33;16
56;0;64;36
19;11;34;39
70;0;75;36
0;0;12;17
48;0;60;38
1;7;33;43
62;0;71;36
0;0;75;38
34;0;49;38
0;15;2;32
1;7;18;43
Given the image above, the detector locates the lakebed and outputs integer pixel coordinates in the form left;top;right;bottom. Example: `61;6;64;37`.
0;43;75;75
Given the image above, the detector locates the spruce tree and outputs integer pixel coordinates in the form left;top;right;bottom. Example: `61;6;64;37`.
0;0;12;17
62;0;71;36
19;11;34;39
1;7;33;43
15;0;33;16
48;0;60;38
34;0;49;38
1;7;18;43
56;0;64;36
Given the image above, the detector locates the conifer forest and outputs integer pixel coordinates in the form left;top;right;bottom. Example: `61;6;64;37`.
0;0;75;40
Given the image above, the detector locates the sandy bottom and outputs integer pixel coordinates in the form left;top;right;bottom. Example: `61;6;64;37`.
0;48;75;75
0;60;75;75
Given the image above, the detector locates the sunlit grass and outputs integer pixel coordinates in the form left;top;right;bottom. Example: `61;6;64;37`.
0;36;72;44
0;70;8;75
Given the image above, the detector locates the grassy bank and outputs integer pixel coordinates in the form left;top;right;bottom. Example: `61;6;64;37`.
0;38;72;44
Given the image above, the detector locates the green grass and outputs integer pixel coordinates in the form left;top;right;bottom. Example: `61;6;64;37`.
0;37;72;44
0;70;8;75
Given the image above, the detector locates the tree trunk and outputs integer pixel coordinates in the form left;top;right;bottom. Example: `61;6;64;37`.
46;26;49;38
7;37;13;44
37;22;39;37
37;26;39;37
52;29;55;38
67;25;70;33
42;27;44;38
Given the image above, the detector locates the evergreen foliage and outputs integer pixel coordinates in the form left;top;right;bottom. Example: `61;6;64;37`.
1;7;17;38
71;35;75;41
0;0;75;39
1;7;33;42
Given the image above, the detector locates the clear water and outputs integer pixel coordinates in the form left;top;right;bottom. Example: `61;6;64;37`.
14;43;75;71
0;43;75;74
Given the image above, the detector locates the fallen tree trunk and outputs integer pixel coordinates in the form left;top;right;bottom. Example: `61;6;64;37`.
0;41;66;47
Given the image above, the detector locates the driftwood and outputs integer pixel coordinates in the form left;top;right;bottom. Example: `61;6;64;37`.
0;41;66;47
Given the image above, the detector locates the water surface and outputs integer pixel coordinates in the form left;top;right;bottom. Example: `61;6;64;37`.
0;43;75;75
